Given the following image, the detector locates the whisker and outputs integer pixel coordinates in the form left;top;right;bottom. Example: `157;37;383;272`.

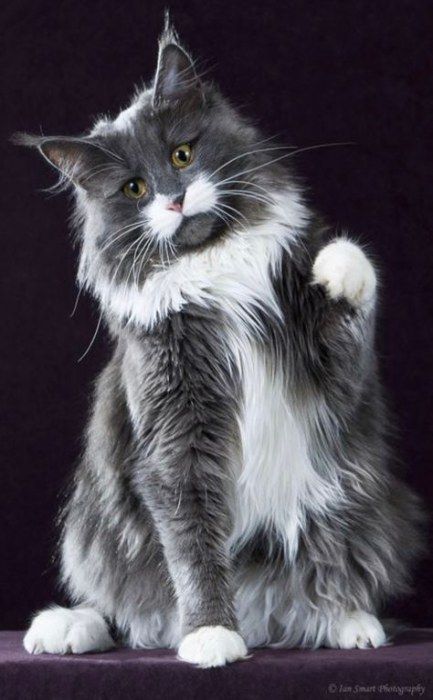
124;230;152;288
158;239;167;268
98;223;142;255
70;284;83;318
212;209;241;233
136;236;157;282
77;310;104;363
215;200;249;223
112;234;144;284
217;189;274;207
212;204;247;232
219;141;356;185
219;179;278;198
207;145;296;182
132;231;153;287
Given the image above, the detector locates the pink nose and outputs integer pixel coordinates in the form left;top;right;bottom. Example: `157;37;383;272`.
167;201;183;213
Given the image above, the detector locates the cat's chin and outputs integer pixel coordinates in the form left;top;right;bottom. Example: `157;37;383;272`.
174;212;228;250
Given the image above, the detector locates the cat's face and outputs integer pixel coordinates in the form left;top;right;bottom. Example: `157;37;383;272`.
18;25;266;288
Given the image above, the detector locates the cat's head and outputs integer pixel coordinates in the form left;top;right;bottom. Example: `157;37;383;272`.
15;20;290;294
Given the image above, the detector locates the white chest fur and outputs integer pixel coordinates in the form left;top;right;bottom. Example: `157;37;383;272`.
231;342;337;559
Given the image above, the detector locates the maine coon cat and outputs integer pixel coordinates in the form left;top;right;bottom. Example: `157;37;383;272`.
18;21;423;667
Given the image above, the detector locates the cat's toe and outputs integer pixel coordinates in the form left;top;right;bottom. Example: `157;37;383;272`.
313;239;376;308
23;634;45;655
335;611;386;649
24;608;71;654
178;625;248;668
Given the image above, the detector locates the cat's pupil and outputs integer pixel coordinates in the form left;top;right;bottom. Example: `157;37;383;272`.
177;149;187;162
129;181;139;193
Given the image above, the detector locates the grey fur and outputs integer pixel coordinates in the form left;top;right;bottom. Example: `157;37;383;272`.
18;22;424;652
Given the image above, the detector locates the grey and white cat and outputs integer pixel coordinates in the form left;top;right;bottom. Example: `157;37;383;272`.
18;22;423;667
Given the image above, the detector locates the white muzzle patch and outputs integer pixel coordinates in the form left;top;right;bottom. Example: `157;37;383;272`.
145;174;218;242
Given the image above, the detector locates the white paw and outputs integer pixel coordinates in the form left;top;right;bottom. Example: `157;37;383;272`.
23;606;115;655
335;611;386;649
312;239;376;308
178;625;248;668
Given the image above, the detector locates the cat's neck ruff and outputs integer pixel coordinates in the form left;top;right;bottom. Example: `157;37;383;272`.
87;188;309;331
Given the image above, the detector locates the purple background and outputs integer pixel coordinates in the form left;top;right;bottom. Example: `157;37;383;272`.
1;0;432;629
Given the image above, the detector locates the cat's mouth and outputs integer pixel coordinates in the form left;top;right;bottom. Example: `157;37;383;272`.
144;175;223;250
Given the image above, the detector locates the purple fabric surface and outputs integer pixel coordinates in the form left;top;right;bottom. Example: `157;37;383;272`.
0;630;432;700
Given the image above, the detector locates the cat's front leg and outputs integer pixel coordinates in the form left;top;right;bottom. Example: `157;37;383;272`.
130;327;247;667
142;465;247;667
312;238;376;309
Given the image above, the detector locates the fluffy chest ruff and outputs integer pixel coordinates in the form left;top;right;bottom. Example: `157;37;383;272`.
90;190;340;557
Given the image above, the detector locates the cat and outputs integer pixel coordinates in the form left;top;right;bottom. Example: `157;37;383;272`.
16;19;423;667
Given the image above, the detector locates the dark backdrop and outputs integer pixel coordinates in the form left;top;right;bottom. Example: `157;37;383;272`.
1;0;432;629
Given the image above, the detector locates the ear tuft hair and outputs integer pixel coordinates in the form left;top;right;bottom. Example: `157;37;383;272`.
13;133;111;191
153;12;204;108
159;8;180;49
11;132;44;148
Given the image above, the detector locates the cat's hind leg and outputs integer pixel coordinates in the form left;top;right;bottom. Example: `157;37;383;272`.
23;605;114;654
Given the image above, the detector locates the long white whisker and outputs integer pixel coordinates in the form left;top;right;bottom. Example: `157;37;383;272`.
206;145;295;181
70;284;83;318
99;223;140;250
77;310;104;363
215;201;249;223
217;190;274;207
212;205;235;224
218;179;277;198
212;204;247;232
211;208;235;230
131;235;145;288
111;234;144;284
99;223;142;255
219;142;355;186
132;231;154;287
159;239;168;268
137;236;157;280
124;230;153;288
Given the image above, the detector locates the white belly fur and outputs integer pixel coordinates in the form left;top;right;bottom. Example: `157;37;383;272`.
233;342;339;559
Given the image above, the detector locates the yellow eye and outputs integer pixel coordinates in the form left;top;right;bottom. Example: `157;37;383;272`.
171;143;193;169
122;177;147;200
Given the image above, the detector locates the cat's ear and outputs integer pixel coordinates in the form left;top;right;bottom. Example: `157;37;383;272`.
12;133;106;189
152;20;204;108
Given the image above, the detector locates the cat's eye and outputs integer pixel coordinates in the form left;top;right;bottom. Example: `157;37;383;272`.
122;178;148;200
171;143;193;169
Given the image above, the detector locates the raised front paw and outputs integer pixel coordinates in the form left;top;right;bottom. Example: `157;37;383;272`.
178;625;248;668
312;239;376;308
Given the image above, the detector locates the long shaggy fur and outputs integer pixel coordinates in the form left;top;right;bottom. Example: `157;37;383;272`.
20;22;424;660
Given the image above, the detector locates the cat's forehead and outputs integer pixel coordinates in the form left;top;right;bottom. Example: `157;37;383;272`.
90;87;203;148
91;88;152;138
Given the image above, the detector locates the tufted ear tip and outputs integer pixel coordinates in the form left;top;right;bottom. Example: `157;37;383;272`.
13;133;110;190
160;8;179;47
11;132;42;148
11;133;72;172
11;133;73;169
152;17;204;108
